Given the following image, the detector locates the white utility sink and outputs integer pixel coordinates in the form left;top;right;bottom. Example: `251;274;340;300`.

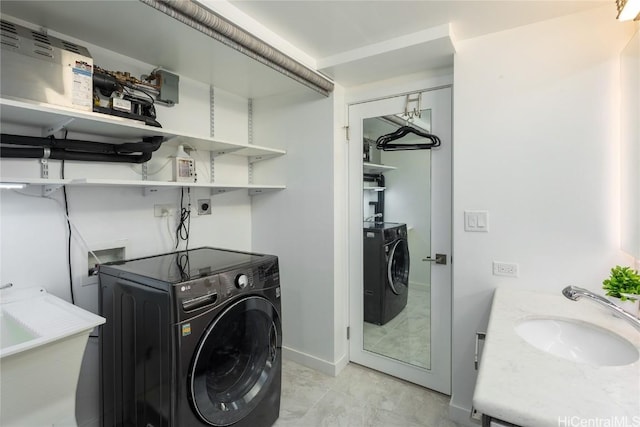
515;317;639;366
0;311;38;350
0;286;104;357
0;286;105;426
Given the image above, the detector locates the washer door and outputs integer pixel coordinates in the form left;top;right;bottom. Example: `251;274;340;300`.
387;238;410;295
190;295;281;426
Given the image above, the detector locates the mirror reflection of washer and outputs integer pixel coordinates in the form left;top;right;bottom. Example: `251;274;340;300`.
363;222;410;325
98;247;282;427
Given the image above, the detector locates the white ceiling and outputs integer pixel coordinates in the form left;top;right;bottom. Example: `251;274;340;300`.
228;1;610;77
229;1;609;59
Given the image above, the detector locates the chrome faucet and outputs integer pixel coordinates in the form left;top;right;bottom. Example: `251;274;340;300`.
562;285;640;331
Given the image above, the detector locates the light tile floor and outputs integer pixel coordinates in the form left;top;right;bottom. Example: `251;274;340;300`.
273;359;458;427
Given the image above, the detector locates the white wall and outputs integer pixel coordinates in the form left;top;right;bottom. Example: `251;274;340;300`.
332;84;349;370
250;87;344;374
450;7;636;423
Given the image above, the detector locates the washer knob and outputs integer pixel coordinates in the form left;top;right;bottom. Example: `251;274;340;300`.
235;274;249;289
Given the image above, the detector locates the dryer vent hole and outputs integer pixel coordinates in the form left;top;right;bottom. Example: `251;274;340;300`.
198;199;212;215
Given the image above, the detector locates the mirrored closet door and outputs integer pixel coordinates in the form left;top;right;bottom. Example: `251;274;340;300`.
348;87;452;394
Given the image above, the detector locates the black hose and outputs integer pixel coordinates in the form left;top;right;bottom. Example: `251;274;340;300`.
117;137;163;153
0;134;163;153
93;71;119;97
0;147;43;158
0;147;152;163
0;133;163;164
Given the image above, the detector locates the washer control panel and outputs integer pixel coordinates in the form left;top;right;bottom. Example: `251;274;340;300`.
219;269;255;297
176;276;221;314
173;256;279;321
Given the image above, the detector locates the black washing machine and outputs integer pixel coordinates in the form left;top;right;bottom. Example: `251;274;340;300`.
363;222;410;325
98;247;281;427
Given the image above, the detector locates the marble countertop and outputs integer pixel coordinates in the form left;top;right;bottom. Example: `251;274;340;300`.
473;287;640;426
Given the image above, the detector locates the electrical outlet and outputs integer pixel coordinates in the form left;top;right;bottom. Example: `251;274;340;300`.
197;199;212;215
471;407;482;421
154;204;176;217
493;261;519;277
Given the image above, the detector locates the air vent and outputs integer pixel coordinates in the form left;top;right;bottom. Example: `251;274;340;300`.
0;20;18;35
0;40;19;49
30;31;51;45
1;20;19;48
61;41;81;54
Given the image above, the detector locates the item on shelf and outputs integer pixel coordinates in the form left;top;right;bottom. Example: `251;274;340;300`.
92;65;172;128
0;19;93;112
172;144;196;182
363;139;371;162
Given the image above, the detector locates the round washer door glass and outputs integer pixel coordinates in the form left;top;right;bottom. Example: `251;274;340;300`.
387;238;410;295
190;295;281;426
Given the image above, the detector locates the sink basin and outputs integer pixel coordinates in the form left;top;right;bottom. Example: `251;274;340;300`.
515;318;639;366
0;287;105;358
0;312;37;350
0;286;106;426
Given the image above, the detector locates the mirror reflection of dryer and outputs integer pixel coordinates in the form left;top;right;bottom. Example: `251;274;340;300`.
363;222;410;325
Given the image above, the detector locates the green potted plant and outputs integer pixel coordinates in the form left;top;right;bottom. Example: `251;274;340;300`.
602;266;640;317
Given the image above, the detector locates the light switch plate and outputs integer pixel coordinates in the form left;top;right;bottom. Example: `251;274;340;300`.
464;210;489;232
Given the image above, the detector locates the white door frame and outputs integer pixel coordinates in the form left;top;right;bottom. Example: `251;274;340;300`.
347;86;452;394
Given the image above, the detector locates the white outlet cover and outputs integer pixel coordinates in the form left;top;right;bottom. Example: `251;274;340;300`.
493;261;519;277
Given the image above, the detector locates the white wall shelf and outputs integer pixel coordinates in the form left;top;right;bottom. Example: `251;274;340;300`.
73;179;285;197
0;177;285;197
0;97;286;160
0;178;70;186
363;162;397;174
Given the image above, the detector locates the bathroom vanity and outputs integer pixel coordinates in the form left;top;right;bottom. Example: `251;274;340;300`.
473;287;640;426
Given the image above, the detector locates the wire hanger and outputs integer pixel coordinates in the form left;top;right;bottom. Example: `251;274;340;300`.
375;125;441;151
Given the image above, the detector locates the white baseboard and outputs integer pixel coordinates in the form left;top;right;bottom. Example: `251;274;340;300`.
282;346;347;377
449;401;481;427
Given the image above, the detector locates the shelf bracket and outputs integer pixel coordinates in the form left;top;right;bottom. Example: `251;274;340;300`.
210;86;215;138
42;183;63;197
143;187;162;197
248;153;280;164
249;188;271;196
248;98;253;145
210;151;215;183
40;148;51;179
42;118;75;137
211;148;243;158
210;188;229;196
